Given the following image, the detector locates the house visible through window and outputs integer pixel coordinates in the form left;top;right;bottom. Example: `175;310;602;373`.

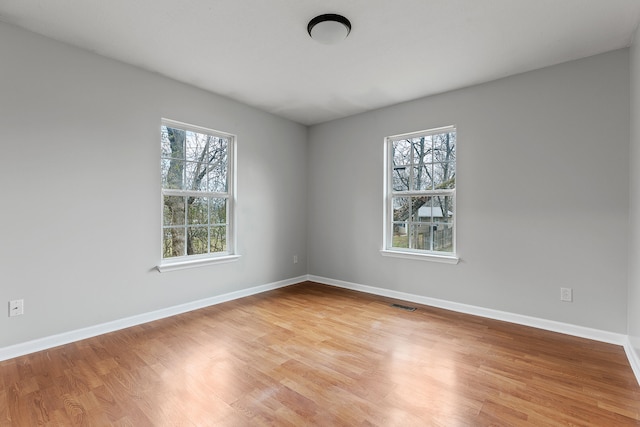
160;119;235;263
384;126;457;261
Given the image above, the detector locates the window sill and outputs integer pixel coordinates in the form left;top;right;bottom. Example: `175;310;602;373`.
380;249;459;264
157;254;241;272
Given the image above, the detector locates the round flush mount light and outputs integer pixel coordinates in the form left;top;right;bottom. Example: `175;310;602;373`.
307;14;351;44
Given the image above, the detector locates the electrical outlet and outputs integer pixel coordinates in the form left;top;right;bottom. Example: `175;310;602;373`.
293;255;298;264
9;299;24;317
560;287;573;302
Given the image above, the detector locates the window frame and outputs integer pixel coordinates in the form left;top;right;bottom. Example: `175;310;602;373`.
381;125;459;264
158;118;239;272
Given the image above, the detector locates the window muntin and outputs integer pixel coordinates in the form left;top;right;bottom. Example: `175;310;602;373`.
161;119;235;261
385;127;456;256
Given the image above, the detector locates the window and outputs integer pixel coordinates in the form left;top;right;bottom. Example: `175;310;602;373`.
383;126;457;263
159;119;236;270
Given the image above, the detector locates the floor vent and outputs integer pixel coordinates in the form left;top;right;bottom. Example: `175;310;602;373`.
390;303;416;312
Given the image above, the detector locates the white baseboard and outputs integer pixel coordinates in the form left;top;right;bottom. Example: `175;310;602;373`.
307;275;628;346
624;338;640;385
0;275;306;362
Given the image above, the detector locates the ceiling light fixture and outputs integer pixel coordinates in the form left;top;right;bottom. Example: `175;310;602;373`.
307;14;351;45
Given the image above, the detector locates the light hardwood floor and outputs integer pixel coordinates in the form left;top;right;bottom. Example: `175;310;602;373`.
1;281;639;426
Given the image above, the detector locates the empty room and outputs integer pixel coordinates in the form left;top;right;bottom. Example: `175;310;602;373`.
2;0;640;425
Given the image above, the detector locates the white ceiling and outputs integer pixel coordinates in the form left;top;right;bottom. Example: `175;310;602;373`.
1;1;640;125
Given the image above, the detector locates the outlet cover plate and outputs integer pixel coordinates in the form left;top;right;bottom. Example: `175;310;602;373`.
9;299;24;317
560;287;573;302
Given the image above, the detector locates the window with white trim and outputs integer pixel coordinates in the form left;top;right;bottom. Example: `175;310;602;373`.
384;126;456;260
160;119;235;263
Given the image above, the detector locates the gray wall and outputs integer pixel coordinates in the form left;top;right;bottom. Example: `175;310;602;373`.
0;22;308;348
629;33;640;353
0;20;633;351
308;50;630;333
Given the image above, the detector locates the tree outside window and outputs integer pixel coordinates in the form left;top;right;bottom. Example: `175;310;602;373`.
386;127;456;255
161;120;235;260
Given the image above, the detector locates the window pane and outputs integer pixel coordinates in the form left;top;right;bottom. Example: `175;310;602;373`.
432;223;454;252
432;195;454;223
409;223;432;250
392;139;412;166
187;227;208;255
161;159;185;190
393;197;411;222
161;127;172;158
185;161;208;191
163;228;185;258
210;226;227;253
416;199;434;222
411;196;430;220
187;197;209;225
419;136;434;164
209;137;228;192
394;196;435;222
433;162;455;189
185;130;209;163
412;164;433;191
210;136;228;157
208;161;228;192
161;158;170;187
410;135;432;165
161;126;185;160
432;132;455;163
163;196;185;226
392;222;409;248
209;136;229;155
209;198;227;224
392;166;409;191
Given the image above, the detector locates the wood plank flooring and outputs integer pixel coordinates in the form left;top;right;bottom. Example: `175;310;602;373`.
1;281;640;426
